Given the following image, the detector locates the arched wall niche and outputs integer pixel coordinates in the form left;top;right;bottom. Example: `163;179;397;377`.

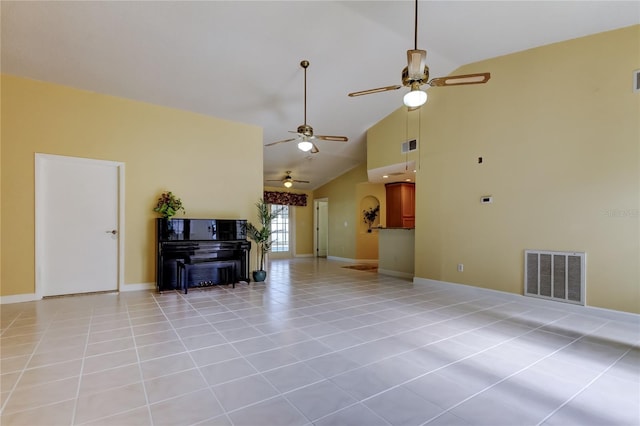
360;195;380;233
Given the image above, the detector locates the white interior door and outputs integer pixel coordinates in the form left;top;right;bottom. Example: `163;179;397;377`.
315;200;328;257
36;154;123;296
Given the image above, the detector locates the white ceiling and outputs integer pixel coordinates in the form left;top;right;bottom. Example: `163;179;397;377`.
2;1;638;190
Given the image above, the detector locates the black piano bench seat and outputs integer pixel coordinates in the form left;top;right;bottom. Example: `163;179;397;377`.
177;260;236;294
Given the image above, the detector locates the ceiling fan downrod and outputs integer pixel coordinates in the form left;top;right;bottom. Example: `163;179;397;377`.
301;60;309;127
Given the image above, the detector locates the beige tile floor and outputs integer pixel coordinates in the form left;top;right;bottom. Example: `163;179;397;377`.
1;258;638;426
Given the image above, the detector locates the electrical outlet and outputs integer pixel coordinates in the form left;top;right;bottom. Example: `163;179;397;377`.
457;264;464;272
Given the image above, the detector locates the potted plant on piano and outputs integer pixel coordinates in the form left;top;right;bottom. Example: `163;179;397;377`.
153;191;185;219
244;199;284;282
154;191;186;239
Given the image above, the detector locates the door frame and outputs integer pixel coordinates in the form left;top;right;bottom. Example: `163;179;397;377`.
34;153;125;297
269;203;295;259
314;198;329;258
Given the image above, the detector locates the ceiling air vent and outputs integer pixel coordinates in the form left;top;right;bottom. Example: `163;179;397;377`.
401;139;418;154
634;69;640;93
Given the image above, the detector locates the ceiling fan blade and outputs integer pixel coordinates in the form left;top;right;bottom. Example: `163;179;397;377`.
311;143;320;154
264;137;297;147
407;49;427;80
317;135;348;142
293;179;310;184
429;72;491;87
348;85;402;97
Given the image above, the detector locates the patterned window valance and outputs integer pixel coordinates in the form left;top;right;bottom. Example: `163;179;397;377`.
263;191;307;207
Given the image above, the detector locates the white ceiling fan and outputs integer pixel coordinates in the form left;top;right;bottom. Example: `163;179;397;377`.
348;0;491;109
265;60;348;154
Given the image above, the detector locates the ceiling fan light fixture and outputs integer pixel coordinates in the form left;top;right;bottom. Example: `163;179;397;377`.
298;140;313;152
403;86;427;108
283;180;293;188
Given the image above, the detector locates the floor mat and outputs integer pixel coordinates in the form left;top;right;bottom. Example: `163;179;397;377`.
342;264;378;272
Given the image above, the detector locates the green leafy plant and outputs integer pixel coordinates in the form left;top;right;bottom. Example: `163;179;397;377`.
244;199;284;271
153;191;185;219
363;204;380;231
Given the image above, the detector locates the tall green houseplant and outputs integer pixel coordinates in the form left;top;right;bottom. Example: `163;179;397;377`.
244;199;284;281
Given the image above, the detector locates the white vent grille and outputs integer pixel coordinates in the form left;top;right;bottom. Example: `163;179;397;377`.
524;250;586;305
401;139;417;154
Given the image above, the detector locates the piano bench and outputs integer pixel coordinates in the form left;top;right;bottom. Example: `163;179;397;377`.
177;260;236;294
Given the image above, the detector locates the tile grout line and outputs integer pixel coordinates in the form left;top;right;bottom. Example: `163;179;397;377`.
153;288;235;425
534;329;636;426
177;285;316;425
418;318;617;426
68;305;97;426
129;296;156;426
309;301;564;425
0;309;64;417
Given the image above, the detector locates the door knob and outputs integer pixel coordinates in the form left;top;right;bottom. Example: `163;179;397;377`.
106;230;117;235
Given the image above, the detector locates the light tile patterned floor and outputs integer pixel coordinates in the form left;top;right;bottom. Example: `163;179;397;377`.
1;258;639;426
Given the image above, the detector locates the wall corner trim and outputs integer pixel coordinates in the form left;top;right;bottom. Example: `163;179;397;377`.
120;282;156;292
378;268;413;279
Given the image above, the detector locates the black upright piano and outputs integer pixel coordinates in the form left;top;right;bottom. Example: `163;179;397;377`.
156;218;251;292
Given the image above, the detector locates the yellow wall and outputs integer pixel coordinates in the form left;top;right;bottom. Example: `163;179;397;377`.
314;164;371;261
367;108;420;171
293;189;315;256
1;75;263;296
369;25;640;314
356;182;385;260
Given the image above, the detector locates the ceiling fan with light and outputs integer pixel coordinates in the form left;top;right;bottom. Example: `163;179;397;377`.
265;60;348;154
348;0;490;109
266;171;310;188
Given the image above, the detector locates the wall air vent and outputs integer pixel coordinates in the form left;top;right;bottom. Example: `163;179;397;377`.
401;139;417;154
524;250;586;306
634;69;640;93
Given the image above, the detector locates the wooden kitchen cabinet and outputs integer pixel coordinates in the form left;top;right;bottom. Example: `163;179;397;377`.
385;182;415;228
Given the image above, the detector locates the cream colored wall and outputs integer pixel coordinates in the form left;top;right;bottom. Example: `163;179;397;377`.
1;75;263;296
372;26;639;313
294;190;315;256
263;186;315;257
367;108;420;171
379;229;415;277
313;164;369;261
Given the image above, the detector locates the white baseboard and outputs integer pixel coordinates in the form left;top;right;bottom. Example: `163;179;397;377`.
294;254;314;258
0;283;156;304
378;268;413;280
327;256;379;264
413;277;640;324
120;282;156;292
0;293;42;304
327;256;357;263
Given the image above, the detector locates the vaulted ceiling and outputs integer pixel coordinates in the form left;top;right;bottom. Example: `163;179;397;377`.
2;1;638;189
